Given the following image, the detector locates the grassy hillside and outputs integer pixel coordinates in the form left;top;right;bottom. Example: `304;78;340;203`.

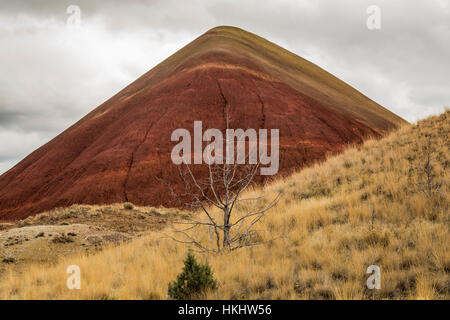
0;111;447;300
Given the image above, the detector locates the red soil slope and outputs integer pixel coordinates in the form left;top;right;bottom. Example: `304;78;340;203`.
0;26;407;220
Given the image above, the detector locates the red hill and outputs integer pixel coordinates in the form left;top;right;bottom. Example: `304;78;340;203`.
0;26;406;220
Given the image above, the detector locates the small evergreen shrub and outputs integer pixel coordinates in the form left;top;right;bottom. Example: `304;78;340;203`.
123;202;134;210
168;253;217;299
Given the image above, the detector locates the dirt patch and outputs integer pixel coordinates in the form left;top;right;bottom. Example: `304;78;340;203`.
0;204;187;275
13;204;182;234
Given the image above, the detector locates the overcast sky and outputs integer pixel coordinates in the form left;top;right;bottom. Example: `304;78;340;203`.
0;0;449;174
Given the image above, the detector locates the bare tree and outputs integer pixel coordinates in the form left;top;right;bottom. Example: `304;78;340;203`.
370;205;376;231
165;120;281;253
167;160;281;253
416;134;441;196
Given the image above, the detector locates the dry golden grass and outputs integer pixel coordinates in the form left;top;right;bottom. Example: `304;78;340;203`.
0;111;448;300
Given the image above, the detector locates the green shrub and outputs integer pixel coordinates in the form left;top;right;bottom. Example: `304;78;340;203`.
123;202;134;210
168;253;217;299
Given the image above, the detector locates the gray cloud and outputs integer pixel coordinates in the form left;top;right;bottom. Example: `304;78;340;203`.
0;0;449;174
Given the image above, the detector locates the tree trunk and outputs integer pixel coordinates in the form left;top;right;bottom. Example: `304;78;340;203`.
223;206;231;250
